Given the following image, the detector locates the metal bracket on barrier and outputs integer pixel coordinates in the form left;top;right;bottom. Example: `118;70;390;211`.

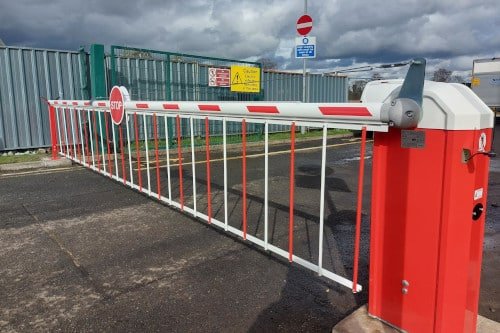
381;58;426;128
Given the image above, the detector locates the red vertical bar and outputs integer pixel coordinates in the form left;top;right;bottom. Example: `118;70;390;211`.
176;115;184;210
153;114;161;199
352;126;367;292
242;119;247;240
134;112;143;191
65;109;73;156
205;117;212;224
73;109;81;161
104;112;113;176
119;124;126;184
83;112;90;166
48;105;59;160
92;111;101;170
288;122;296;262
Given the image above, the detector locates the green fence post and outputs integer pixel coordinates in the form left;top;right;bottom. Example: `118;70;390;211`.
257;63;264;137
165;53;175;146
90;44;107;152
78;47;90;100
90;44;106;99
110;45;116;87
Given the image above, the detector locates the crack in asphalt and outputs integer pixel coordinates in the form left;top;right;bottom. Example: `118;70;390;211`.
21;204;111;302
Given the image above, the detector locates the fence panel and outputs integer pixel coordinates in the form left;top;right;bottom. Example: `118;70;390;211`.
0;44;348;152
0;46;88;151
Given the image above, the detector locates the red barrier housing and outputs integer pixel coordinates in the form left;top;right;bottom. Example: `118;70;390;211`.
365;80;494;333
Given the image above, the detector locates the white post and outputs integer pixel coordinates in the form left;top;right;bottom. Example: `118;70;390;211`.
69;109;77;159
126;113;134;185
264;121;269;250
143;114;152;195
318;124;327;276
99;111;106;173
62;109;69;158
88;111;95;168
111;121;118;178
223;117;228;231
190;116;197;217
78;110;85;164
301;0;308;135
164;115;172;203
55;107;63;155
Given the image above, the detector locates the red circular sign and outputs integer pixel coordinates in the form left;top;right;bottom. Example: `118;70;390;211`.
109;86;125;125
296;14;313;36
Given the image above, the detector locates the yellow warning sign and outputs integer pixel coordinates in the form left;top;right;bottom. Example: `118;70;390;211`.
230;65;260;93
471;77;480;87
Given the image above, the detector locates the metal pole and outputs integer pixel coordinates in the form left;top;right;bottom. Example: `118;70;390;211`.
301;0;308;134
49;105;59;160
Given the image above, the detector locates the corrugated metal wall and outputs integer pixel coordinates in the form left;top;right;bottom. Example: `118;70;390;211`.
0;46;88;151
263;71;348;102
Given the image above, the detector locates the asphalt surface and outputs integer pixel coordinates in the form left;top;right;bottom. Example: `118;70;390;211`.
0;130;498;332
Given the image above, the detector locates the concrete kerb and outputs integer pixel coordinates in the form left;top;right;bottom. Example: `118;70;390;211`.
0;157;73;173
331;305;500;333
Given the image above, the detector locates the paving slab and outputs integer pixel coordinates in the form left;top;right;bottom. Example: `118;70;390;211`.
332;305;500;333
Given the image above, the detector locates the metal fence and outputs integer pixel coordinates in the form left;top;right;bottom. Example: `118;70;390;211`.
0;46;88;151
0;44;348;151
108;46;268;140
107;46;348;142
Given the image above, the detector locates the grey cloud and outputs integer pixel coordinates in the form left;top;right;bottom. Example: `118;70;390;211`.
0;0;498;75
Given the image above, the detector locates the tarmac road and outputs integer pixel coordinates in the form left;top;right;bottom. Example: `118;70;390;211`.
0;130;498;332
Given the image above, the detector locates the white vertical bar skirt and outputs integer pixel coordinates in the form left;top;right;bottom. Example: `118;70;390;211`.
318;124;327;276
264;121;269;250
87;111;95;168
164;115;172;203
62;108;70;158
69;109;77;159
78;110;85;164
111;122;118;178
55;107;63;155
126;113;134;185
143;114;152;195
99;111;106;173
190;116;197;217
223;117;228;231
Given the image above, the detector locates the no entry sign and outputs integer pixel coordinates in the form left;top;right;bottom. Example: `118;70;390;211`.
109;86;128;125
296;14;313;36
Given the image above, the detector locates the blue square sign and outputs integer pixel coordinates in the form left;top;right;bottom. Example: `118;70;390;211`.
295;36;316;59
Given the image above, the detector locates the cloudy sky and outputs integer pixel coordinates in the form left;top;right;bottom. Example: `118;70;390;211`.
1;0;499;79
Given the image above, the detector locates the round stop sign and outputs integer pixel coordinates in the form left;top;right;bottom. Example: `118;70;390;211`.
296;14;313;36
109;86;127;125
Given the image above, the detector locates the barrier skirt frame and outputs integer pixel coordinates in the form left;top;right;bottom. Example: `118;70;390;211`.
49;101;386;293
